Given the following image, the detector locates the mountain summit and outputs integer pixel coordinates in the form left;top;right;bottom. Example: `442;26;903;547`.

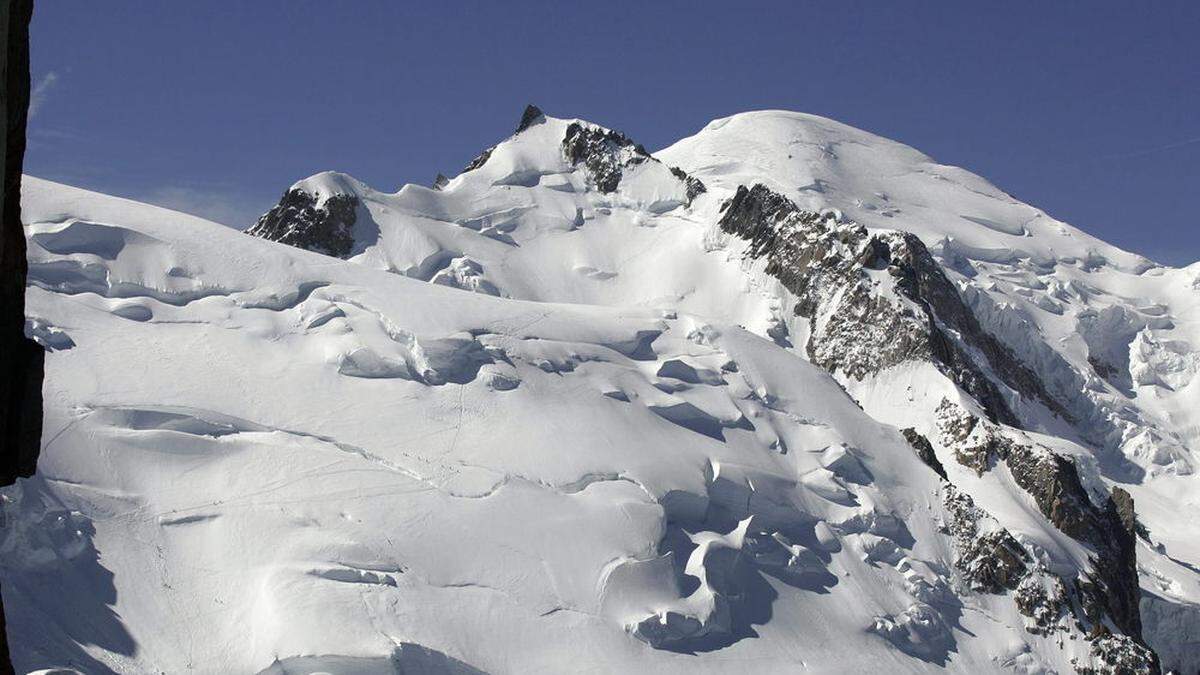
10;106;1200;673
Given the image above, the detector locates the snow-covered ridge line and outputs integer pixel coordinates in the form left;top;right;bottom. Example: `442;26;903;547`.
238;102;1195;667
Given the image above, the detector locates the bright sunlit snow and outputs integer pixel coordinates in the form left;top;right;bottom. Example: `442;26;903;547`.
6;109;1199;674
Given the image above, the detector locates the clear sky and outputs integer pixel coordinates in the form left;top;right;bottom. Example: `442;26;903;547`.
25;1;1200;265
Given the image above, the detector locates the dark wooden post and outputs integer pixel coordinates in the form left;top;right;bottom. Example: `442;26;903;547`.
1;0;38;671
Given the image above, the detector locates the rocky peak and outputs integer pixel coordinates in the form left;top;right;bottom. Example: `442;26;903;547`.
245;175;361;258
716;181;1158;665
515;104;545;133
717;184;1015;421
455;107;705;205
460;105;544;176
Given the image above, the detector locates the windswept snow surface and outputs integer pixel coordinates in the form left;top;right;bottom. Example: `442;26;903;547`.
6;108;1200;673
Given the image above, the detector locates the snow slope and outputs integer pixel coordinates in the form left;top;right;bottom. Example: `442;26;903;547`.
660;111;1198;474
660;115;1200;670
5;106;1199;673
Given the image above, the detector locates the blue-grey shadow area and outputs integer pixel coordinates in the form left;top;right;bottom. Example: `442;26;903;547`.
651;502;839;654
2;477;136;674
259;642;488;674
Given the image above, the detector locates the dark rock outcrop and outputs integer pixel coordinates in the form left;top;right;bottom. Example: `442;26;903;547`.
559;121;705;203
1;0;37;483
432;173;449;191
515;103;544;133
717;182;1155;669
2;0;37;670
459;107;706;205
935;401;1147;646
717;184;1068;428
1077;633;1159;675
942;460;1155;672
1014;573;1071;636
461;146;493;174
458;105;543;176
246;188;359;258
900;428;946;480
670;166;707;203
943;485;1030;593
562;121;650;193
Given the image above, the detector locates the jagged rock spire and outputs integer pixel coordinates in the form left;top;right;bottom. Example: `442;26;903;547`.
516;104;544;133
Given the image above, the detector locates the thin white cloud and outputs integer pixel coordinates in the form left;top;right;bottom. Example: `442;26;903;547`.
139;184;271;229
1098;135;1200;161
29;71;60;119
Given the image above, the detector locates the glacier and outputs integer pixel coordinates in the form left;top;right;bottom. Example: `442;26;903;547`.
5;105;1199;673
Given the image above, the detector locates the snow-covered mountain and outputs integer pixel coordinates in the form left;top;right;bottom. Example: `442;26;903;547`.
6;105;1199;673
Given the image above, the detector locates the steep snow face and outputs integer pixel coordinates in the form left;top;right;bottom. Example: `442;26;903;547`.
660;111;1198;476
9;105;1200;673
660;111;1200;671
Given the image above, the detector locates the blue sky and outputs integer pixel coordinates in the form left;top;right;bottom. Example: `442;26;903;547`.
26;1;1200;265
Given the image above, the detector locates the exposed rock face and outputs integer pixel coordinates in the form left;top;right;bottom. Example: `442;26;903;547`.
932;399;1003;475
561;122;651;193
246;188;359;257
1077;634;1159;675
1014;572;1071;636
935;401;1147;648
717;184;1069;427
456;107;705;209
515;103;544;133
900;428;946;480
670;165;706;203
432;173;449;191
944;478;1156;673
1;0;37;668
941;454;1155;672
556;121;706;202
944;485;1030;592
716;182;1157;671
461;146;493;174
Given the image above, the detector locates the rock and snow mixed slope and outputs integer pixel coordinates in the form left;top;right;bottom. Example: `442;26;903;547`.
5;106;1199;673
